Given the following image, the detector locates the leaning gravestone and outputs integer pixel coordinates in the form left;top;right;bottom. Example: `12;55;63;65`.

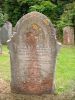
8;11;60;94
0;21;12;44
63;26;74;45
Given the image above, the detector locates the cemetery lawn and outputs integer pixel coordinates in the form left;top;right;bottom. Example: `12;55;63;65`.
0;45;75;94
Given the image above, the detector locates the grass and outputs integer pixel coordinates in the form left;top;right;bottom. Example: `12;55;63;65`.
0;45;75;93
56;45;75;93
0;45;10;81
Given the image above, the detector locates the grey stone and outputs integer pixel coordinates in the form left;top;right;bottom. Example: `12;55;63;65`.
8;11;60;94
0;21;12;44
63;26;74;45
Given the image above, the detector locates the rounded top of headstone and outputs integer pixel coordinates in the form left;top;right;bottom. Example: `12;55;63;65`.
1;21;12;31
15;11;54;32
63;26;73;29
63;26;74;34
63;26;73;30
11;11;57;46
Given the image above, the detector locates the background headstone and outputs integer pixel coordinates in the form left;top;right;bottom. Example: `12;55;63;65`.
8;11;60;94
63;26;74;45
0;21;12;44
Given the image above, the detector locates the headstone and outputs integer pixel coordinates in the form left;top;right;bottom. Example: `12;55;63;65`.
8;11;60;94
0;21;12;44
63;26;74;45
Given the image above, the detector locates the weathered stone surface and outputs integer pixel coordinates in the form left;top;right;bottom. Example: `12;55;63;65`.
63;26;74;45
0;21;12;44
8;11;59;94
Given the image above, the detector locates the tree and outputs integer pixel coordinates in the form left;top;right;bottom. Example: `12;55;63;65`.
0;0;75;42
56;2;75;41
3;0;57;26
0;8;8;27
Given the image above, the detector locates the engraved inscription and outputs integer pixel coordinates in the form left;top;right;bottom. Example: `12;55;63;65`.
8;12;57;94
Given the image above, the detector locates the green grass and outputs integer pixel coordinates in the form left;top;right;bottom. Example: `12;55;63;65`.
0;45;10;81
56;46;75;93
0;45;75;93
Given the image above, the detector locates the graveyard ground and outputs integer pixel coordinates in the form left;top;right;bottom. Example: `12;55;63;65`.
0;45;75;100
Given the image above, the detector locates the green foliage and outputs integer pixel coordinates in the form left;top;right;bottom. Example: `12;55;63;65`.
57;2;75;28
0;0;75;41
0;8;8;27
3;0;57;26
56;2;75;41
3;0;22;26
29;1;56;21
57;0;74;5
17;0;41;5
